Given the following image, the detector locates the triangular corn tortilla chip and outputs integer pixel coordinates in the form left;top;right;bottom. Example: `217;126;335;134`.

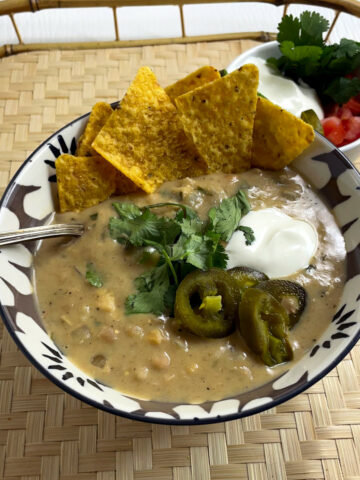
76;102;139;195
92;67;206;194
175;64;259;173
165;66;220;103
76;102;113;156
56;154;116;212
251;97;315;170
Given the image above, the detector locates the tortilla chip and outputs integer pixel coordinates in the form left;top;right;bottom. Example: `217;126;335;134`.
175;64;259;173
251;97;315;170
56;154;116;212
76;102;113;156
92;66;207;194
165;66;220;103
75;102;138;195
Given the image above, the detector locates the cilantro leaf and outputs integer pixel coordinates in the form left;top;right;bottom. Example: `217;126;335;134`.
327;38;360;60
108;211;162;246
159;218;182;245
185;235;212;270
143;239;179;286
321;40;360;75
171;233;220;271
133;268;154;292
277;12;328;47
271;41;322;80
180;217;204;236
112;201;141;219
204;231;228;269
126;264;170;315
236;226;255;246
280;41;322;63
174;205;199;222
109;206;180;246
207;189;251;241
210;242;228;269
126;289;167;315
297;11;328;47
271;11;360;104
324;77;360;105
277;14;301;45
171;234;190;262
85;263;103;288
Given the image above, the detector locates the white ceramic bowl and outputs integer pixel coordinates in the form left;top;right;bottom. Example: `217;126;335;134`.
0;109;360;425
227;41;360;163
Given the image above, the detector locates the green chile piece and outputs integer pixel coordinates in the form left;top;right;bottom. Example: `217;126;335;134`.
174;269;239;338
228;266;268;291
199;295;222;314
238;288;293;366
301;109;324;135
256;280;306;328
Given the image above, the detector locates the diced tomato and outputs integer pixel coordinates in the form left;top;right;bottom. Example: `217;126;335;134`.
329;105;352;119
323;67;360;144
340;107;353;119
343;98;360;115
342;116;360;143
321;116;346;146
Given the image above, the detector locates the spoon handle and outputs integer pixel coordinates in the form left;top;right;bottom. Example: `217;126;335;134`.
0;224;84;247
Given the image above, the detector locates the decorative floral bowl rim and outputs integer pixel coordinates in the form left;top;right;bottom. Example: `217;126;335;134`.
0;105;360;425
226;40;360;160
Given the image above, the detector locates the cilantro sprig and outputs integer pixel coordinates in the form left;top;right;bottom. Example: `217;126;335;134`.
267;11;360;105
108;189;254;316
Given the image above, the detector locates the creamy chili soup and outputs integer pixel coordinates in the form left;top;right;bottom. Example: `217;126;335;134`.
34;169;346;403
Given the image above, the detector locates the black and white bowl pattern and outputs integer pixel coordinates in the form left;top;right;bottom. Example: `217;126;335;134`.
0;111;359;425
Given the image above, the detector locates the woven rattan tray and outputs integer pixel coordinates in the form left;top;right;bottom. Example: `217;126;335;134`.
1;40;360;480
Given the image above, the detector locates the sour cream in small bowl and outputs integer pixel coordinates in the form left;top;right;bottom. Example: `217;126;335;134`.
227;41;360;163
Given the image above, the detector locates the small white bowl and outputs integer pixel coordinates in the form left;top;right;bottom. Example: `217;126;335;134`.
227;41;360;163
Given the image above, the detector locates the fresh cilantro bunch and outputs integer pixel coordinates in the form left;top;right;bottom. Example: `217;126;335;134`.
267;11;360;105
108;190;254;316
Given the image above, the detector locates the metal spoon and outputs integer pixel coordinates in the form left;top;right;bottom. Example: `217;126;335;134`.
0;224;84;247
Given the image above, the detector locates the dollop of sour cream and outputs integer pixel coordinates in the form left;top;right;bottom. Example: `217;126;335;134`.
246;57;324;119
226;208;318;278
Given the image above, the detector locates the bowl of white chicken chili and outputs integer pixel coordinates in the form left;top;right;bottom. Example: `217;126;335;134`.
0;84;360;425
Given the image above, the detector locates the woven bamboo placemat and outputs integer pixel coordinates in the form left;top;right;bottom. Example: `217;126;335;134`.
1;40;360;480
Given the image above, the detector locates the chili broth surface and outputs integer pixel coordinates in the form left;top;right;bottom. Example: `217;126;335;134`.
34;169;346;403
